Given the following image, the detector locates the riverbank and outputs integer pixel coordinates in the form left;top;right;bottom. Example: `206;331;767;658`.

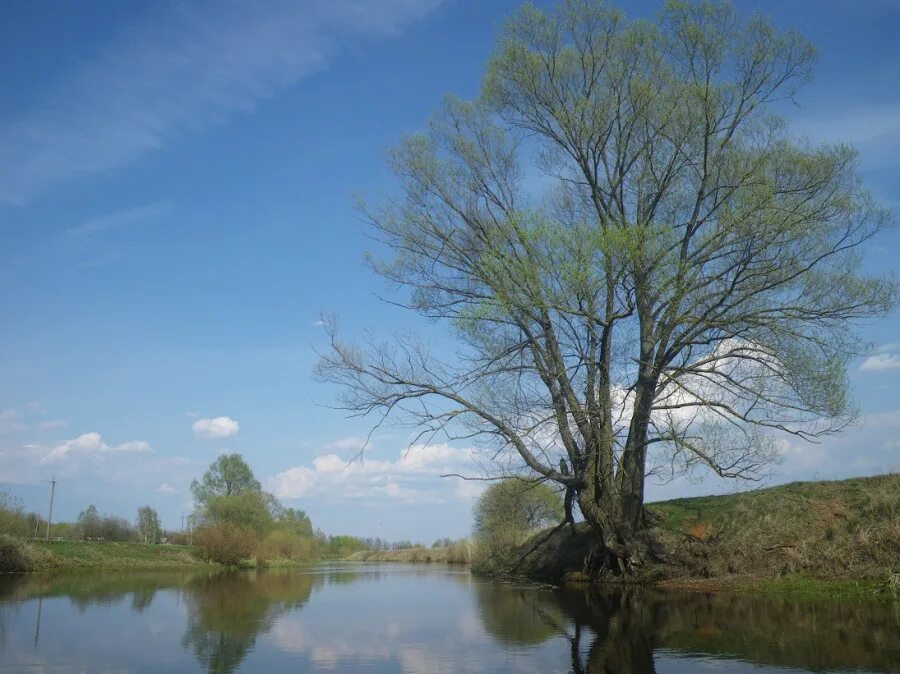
5;540;211;572
0;538;327;573
493;473;900;601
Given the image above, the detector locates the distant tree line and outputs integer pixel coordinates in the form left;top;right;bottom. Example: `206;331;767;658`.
2;455;470;567
0;488;171;544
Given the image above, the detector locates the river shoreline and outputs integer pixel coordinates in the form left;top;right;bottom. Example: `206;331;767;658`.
4;548;896;605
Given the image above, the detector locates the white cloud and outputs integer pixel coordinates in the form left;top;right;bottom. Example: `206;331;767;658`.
269;442;480;505
154;482;177;494
0;0;445;204
192;416;240;439
860;348;900;372
38;419;68;430
115;440;152;453
42;432;153;463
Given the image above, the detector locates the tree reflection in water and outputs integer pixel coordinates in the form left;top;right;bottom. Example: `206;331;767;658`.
2;568;898;673
475;583;659;673
180;570;323;674
475;582;900;673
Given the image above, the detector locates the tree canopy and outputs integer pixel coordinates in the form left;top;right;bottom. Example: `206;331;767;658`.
201;492;274;537
191;453;262;509
318;0;896;569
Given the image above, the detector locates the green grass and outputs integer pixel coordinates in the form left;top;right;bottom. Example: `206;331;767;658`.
744;576;888;602
27;540;211;571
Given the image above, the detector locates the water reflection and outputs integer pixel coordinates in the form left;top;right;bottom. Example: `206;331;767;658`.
509;586;900;673
181;570;321;674
0;565;897;673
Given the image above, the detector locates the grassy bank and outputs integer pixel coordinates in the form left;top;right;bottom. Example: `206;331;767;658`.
658;574;898;602
346;541;472;565
23;540;210;571
0;538;327;573
491;473;900;600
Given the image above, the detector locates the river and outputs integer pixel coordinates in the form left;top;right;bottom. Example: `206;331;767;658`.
0;563;897;672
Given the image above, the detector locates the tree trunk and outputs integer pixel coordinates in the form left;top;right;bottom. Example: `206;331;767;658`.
576;431;651;576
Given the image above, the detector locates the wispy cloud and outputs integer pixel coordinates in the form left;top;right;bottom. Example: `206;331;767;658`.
0;409;28;435
793;102;900;171
0;0;445;205
65;201;171;239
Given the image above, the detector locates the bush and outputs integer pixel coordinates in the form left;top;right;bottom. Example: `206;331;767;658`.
446;539;473;565
0;534;33;572
0;491;32;538
257;531;317;563
193;524;256;566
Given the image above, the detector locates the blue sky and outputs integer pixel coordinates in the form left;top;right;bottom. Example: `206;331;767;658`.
1;0;898;542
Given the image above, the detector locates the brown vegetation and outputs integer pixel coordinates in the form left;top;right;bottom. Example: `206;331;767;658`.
0;535;37;572
347;541;472;565
256;530;317;564
192;524;257;566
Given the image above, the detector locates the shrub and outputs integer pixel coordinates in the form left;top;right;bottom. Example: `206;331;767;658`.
0;491;32;537
257;530;316;563
0;534;33;572
193;524;256;566
446;539;473;565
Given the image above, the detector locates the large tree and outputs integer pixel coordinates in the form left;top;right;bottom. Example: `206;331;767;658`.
318;0;895;570
191;453;262;509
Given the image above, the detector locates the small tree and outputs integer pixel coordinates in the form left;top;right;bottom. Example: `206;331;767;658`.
473;479;563;570
76;505;101;540
475;479;563;541
98;515;136;542
137;506;162;544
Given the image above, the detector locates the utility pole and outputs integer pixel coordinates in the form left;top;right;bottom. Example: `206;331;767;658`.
45;478;56;541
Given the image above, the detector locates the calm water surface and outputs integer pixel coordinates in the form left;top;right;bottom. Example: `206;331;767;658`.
0;563;897;673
